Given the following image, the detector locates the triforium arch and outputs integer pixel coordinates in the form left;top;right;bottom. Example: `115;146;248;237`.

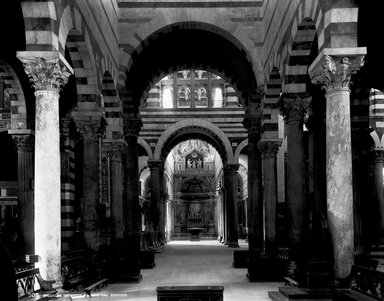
120;21;259;114
154;119;234;164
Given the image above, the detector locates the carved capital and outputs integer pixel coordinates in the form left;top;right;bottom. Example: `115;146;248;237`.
148;159;162;172
309;48;366;93
375;150;384;164
18;55;71;93
102;142;125;160
12;134;34;152
278;94;310;123
124;118;142;138
75;117;106;140
61;118;75;137
243;115;262;136
224;163;239;174
258;140;281;159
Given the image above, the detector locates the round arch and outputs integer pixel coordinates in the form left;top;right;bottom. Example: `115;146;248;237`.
234;139;248;164
121;22;259;112
154;119;234;163
138;137;153;159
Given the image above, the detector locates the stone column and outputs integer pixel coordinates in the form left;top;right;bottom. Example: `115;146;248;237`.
103;142;125;244
148;160;162;232
243;116;263;281
74;116;105;251
375;150;384;235
309;49;366;280
224;164;239;247
10;130;34;258
17;52;71;282
121;117;142;280
258;140;281;256
279;95;309;260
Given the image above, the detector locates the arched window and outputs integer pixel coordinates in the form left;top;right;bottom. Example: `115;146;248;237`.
177;86;191;107
195;87;208;107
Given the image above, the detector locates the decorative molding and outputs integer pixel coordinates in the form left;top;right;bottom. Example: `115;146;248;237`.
375;150;384;164
12;134;34;152
309;48;366;93
102;142;124;161
242;115;261;136
278;94;310;123
123;118;142;138
258;140;281;159
19;57;71;93
75;117;106;140
148;159;162;172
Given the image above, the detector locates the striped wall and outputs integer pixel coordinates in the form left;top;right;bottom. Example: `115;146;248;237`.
102;71;124;140
61;119;76;251
262;67;281;139
369;89;384;149
0;61;27;131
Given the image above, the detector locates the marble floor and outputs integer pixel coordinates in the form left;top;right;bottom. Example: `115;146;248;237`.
58;240;281;300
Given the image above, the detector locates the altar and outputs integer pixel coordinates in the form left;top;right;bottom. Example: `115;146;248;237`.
187;227;204;241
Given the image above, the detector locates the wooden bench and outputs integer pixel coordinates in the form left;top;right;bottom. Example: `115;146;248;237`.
157;286;224;301
16;267;57;300
84;278;108;297
337;264;384;301
61;250;95;291
284;276;299;287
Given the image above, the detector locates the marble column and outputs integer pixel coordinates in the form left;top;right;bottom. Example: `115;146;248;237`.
279;95;309;259
74;117;105;251
243;116;263;281
224;164;239;247
103;142;125;244
10;130;34;258
148;160;162;232
374;150;384;236
258;140;281;256
121;117;142;280
309;49;366;280
17;52;71;282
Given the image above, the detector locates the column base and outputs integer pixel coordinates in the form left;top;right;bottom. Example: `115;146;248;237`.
113;259;142;282
227;241;239;248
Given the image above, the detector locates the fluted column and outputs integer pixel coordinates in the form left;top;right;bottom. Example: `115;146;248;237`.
103;142;125;243
121;117;142;280
309;48;366;280
279;95;309;260
243;116;263;281
10;130;34;258
258;140;281;256
148;160;162;232
74;117;105;251
224;164;239;248
17;52;71;282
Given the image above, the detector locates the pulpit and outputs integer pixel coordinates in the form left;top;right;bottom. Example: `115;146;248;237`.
187;228;204;241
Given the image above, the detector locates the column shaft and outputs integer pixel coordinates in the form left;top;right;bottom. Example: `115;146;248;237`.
121;118;142;279
309;50;365;280
374;151;384;233
11;132;34;257
224;164;239;247
259;141;280;255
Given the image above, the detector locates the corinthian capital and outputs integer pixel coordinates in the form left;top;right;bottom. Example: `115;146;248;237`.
102;142;125;160
308;48;366;93
124;118;142;138
258;140;281;159
278;94;310;123
17;52;73;93
75;116;106;140
243;115;262;136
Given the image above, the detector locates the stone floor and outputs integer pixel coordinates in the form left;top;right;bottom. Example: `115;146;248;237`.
57;240;282;300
